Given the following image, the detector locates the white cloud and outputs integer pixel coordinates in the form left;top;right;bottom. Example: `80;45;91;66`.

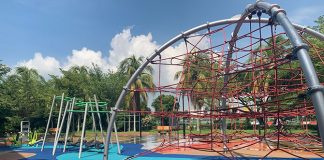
15;28;210;87
157;35;210;86
108;28;159;69
64;47;110;71
17;52;61;79
16;48;111;79
15;28;160;79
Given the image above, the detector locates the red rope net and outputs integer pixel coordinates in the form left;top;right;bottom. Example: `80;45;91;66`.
122;16;324;159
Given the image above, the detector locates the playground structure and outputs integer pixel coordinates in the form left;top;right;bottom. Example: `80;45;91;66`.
103;1;324;160
20;121;30;143
41;94;121;158
6;120;43;149
1;1;323;160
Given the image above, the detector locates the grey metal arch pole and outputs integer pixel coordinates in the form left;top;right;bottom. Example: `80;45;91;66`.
229;0;324;148
103;15;324;160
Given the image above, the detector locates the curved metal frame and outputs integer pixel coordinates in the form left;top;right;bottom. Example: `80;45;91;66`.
103;2;324;159
228;0;324;149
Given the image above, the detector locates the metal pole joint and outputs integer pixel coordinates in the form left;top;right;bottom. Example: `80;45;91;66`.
307;85;324;95
271;9;286;20
206;21;211;30
154;49;161;57
267;4;280;14
122;86;129;91
292;43;309;55
286;43;309;60
181;32;188;40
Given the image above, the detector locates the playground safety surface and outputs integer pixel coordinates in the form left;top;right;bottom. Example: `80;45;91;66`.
1;140;324;160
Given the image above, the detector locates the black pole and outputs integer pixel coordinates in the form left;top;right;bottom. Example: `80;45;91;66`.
182;93;186;138
135;91;142;138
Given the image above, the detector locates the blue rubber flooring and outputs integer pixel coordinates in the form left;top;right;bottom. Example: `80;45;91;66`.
1;143;323;160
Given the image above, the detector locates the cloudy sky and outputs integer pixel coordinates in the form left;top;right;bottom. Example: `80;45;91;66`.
0;0;323;79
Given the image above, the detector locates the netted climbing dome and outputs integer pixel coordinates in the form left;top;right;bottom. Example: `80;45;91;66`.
105;1;324;159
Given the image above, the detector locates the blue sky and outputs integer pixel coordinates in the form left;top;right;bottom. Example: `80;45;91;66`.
0;0;323;77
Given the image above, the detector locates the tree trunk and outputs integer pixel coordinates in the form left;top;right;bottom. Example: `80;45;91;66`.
72;115;75;132
182;94;186;139
197;107;200;132
128;114;131;132
133;113;136;132
197;117;200;132
77;115;80;132
124;114;126;132
134;91;141;137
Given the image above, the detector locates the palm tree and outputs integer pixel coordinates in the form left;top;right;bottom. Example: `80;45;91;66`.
174;52;211;131
118;55;154;132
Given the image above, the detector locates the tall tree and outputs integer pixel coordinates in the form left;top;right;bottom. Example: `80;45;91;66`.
174;52;211;131
307;15;324;82
118;55;154;132
0;62;11;134
2;67;50;131
152;94;179;125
